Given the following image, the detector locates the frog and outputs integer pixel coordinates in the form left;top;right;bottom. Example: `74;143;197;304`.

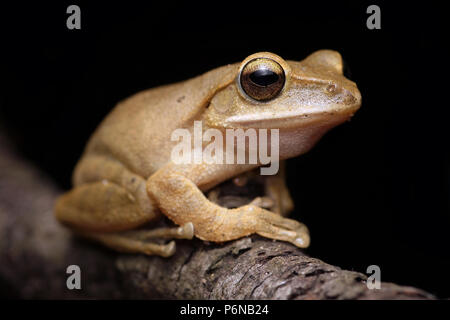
55;50;361;257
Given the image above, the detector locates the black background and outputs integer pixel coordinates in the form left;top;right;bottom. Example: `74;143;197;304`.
1;1;449;297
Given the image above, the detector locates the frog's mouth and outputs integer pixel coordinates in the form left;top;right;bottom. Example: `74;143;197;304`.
224;104;360;129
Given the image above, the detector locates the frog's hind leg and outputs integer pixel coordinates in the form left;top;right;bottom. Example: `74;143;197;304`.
76;231;178;257
55;154;164;232
55;155;196;257
122;222;194;240
75;223;194;257
55;180;194;257
55;181;158;232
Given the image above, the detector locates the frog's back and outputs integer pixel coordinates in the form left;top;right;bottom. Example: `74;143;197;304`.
80;64;239;179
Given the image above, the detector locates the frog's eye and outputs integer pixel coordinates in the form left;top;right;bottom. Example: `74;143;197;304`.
240;58;285;101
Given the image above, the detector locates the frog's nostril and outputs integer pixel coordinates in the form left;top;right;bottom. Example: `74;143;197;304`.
326;84;337;93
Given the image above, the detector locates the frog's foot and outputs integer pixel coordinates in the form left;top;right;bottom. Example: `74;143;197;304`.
264;177;294;216
75;230;177;257
124;222;194;240
75;223;195;257
248;206;310;248
207;189;220;203
197;205;310;248
248;196;275;209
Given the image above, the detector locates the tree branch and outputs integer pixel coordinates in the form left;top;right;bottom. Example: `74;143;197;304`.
0;132;435;299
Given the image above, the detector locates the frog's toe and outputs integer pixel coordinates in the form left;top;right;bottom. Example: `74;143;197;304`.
158;241;176;257
177;222;194;239
293;225;310;248
249;197;275;209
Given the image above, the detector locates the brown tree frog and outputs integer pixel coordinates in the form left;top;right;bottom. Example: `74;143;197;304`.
55;50;361;257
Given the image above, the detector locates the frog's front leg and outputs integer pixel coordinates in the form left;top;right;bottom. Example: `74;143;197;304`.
55;155;194;257
147;163;310;248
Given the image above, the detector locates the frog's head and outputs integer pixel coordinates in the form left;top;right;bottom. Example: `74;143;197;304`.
203;50;362;157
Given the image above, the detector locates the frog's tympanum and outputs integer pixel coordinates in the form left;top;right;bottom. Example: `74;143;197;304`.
55;50;361;257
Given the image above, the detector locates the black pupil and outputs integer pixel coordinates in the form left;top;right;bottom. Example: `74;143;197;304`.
249;68;279;87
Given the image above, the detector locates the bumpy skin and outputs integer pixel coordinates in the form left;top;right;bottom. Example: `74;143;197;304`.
55;50;361;257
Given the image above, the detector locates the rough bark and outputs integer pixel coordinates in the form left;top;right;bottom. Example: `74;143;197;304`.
0;132;435;299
